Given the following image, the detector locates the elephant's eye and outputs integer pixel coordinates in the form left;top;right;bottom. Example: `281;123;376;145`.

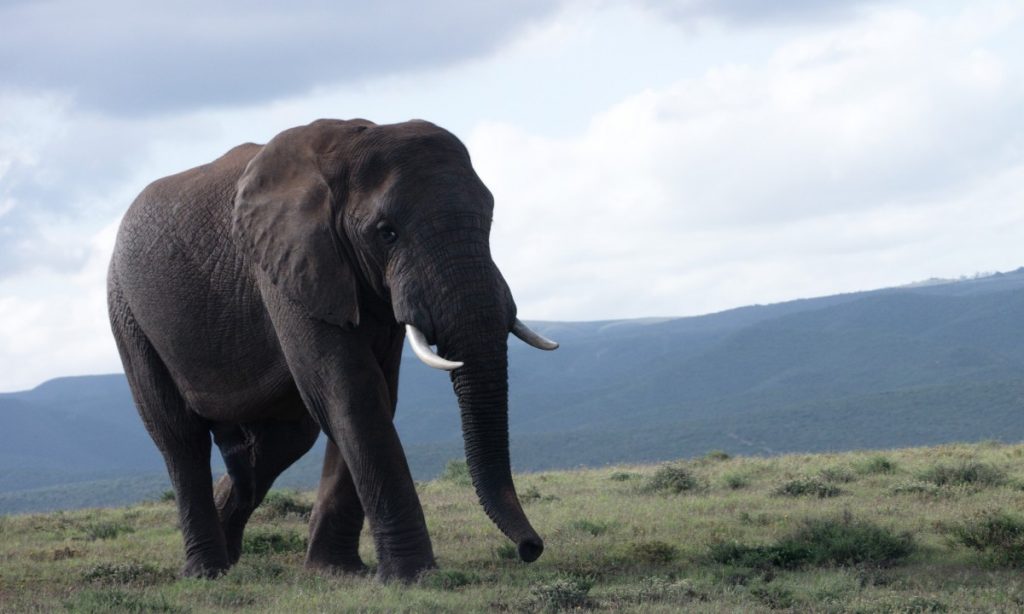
376;221;398;245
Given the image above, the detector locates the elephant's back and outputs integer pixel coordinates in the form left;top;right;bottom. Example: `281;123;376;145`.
111;142;262;307
110;143;296;417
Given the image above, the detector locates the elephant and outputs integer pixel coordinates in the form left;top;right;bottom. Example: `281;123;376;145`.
106;118;558;582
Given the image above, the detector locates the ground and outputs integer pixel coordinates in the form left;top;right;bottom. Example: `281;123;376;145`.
3;441;1024;612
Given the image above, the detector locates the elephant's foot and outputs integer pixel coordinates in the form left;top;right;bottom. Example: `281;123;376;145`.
305;554;370;576
181;554;230;579
375;553;437;584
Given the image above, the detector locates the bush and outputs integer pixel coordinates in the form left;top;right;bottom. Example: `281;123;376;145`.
819;466;857;483
950;511;1024;566
242;529;307;555
773;478;842;498
609;472;639;482
440;459;472;486
259;491;312;520
526;576;593;612
889;481;942;497
494;543;518;560
855;455;897;475
704;450;731;461
64;589;182;613
519;485;558;503
919;462;1007;488
750;584;796;610
626;576;703;604
709;514;914;570
642;464;701;494
723;473;750;490
420;569;480;590
628;540;678;564
569;519;616;536
82;562;175;586
83;521;134;541
159;490;175;502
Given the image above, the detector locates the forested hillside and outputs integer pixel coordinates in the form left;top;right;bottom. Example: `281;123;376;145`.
2;268;1023;513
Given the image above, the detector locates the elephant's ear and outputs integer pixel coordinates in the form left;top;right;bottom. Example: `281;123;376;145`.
233;125;360;328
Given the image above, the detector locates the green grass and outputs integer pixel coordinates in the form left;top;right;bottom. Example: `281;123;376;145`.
4;441;1024;612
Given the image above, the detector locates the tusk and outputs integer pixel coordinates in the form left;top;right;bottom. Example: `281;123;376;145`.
511;319;559;350
405;324;464;371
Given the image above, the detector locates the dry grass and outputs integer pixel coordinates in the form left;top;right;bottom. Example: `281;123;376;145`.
3;441;1024;612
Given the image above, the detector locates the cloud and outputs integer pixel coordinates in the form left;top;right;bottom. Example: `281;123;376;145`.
472;3;1024;319
0;0;560;116
0;221;122;392
641;0;892;25
1;0;1022;391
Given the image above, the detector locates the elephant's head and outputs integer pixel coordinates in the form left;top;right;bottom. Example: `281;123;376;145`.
232;119;556;563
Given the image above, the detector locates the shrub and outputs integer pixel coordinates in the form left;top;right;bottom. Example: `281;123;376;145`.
738;512;772;526
950;511;1024;566
723;473;750;490
750;584;796;610
420;569;480;590
889;481;942;497
83;521;133;541
710;514;914;570
82;562;175;586
259;491;312;520
519;485;558;503
627;576;703;604
526;576;593;612
494;543;518;560
569;519;616;536
159;490;175;502
819;466;857;483
704;450;731;461
440;459;472;486
242;529;307;555
64;589;182;613
629;540;678;564
203;587;260;608
773;478;842;498
855;455;897;475
609;471;639;482
919;462;1007;488
643;464;701;494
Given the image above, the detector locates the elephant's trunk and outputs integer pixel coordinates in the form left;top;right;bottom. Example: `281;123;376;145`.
395;216;542;561
444;327;543;563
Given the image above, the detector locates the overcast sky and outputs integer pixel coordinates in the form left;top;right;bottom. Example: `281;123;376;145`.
1;0;1021;391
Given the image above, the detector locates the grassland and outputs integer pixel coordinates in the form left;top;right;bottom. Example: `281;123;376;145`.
3;441;1024;612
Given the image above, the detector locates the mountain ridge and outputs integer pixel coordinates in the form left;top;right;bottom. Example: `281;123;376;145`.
3;267;1023;513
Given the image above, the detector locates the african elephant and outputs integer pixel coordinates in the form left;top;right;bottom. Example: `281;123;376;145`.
106;119;557;582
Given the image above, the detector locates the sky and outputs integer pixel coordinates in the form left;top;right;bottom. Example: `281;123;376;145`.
1;0;1022;391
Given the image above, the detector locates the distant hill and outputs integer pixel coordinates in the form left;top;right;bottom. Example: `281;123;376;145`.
3;267;1023;513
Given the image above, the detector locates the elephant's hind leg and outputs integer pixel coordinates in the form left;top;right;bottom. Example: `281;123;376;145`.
306;439;370;574
212;410;320;565
108;287;229;578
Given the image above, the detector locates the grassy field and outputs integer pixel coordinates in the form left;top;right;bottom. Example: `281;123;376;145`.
3;441;1024;612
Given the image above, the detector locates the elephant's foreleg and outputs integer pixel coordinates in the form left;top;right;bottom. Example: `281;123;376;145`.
306;439;369;573
263;287;435;582
213;411;320;565
109;290;229;578
306;342;401;575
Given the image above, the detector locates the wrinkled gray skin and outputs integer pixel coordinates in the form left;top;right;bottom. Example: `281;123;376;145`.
107;119;543;582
